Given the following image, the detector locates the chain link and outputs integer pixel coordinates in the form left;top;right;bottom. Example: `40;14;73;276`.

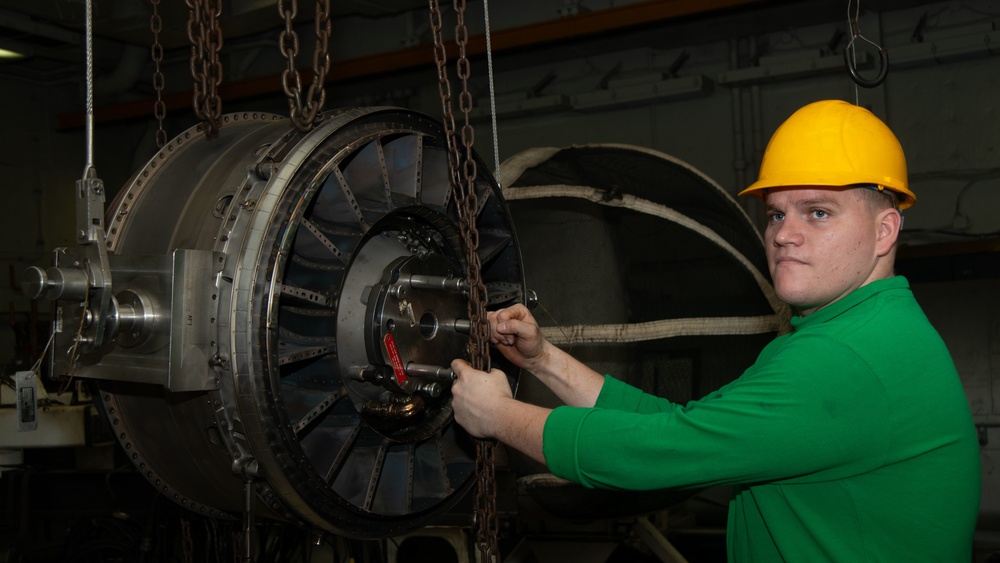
428;1;499;561
150;0;167;148
180;517;194;563
428;2;459;186
186;0;223;138
241;474;257;563
279;0;331;132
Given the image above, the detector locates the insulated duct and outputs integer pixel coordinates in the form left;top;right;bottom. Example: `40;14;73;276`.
500;144;788;519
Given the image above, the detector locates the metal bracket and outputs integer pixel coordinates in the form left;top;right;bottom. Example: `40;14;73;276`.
47;249;222;392
75;175;113;348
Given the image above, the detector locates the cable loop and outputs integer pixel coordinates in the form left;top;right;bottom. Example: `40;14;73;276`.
844;1;888;89
844;33;888;88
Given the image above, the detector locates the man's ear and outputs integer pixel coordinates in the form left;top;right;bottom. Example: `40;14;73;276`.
875;208;902;257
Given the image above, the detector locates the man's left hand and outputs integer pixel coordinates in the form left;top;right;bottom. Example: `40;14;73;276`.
450;359;513;439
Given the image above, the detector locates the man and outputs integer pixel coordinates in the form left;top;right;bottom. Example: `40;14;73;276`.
450;100;981;561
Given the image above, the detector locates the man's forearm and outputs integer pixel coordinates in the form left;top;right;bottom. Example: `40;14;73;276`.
489;398;552;465
528;342;606;408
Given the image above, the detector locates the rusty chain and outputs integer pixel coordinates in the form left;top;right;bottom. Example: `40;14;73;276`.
428;1;499;561
279;0;331;132
232;530;241;563
180;516;194;563
150;0;167;148
186;0;223;138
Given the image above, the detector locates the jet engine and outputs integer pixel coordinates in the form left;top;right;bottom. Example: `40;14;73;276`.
23;107;524;538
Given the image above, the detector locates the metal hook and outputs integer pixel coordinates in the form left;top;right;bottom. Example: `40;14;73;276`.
844;34;888;88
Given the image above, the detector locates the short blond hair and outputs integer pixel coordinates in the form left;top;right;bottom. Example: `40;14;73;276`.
858;185;899;214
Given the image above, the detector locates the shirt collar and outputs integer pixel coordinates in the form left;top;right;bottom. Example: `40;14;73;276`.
790;276;909;331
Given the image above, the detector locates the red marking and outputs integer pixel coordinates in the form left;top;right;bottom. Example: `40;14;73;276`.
383;333;407;383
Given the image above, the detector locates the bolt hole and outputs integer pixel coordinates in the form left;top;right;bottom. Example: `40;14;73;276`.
419;312;438;340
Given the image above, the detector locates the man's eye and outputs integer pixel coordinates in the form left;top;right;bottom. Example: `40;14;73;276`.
768;212;784;222
810;210;829;219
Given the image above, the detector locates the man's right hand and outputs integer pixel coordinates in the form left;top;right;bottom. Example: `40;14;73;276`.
484;303;604;408
487;304;549;371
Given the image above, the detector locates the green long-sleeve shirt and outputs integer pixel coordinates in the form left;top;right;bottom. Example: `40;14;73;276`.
543;276;980;562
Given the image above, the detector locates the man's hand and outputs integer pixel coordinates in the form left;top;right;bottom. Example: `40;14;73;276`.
485;303;605;408
488;304;549;371
450;358;550;465
450;359;513;439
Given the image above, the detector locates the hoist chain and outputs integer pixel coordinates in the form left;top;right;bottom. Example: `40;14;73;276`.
232;530;241;563
150;0;167;148
241;473;257;563
428;1;499;561
279;0;331;132
180;516;194;563
186;0;223;138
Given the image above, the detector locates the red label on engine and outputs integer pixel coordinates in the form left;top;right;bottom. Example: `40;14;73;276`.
383;333;407;383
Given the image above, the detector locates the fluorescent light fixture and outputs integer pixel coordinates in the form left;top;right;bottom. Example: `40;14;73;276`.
890;30;1000;67
0;47;26;59
0;39;33;60
717;52;866;86
469;93;571;119
571;75;711;111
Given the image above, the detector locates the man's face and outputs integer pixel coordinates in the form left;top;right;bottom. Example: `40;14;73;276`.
764;187;892;316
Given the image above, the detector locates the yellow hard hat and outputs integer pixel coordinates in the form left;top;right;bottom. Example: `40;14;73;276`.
739;100;914;209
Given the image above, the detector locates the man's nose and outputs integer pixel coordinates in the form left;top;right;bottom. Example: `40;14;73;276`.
772;217;804;246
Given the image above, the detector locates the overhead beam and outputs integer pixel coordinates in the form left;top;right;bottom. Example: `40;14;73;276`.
57;0;766;129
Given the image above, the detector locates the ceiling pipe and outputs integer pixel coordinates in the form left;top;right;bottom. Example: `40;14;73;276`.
94;44;148;98
57;0;766;129
0;10;81;44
